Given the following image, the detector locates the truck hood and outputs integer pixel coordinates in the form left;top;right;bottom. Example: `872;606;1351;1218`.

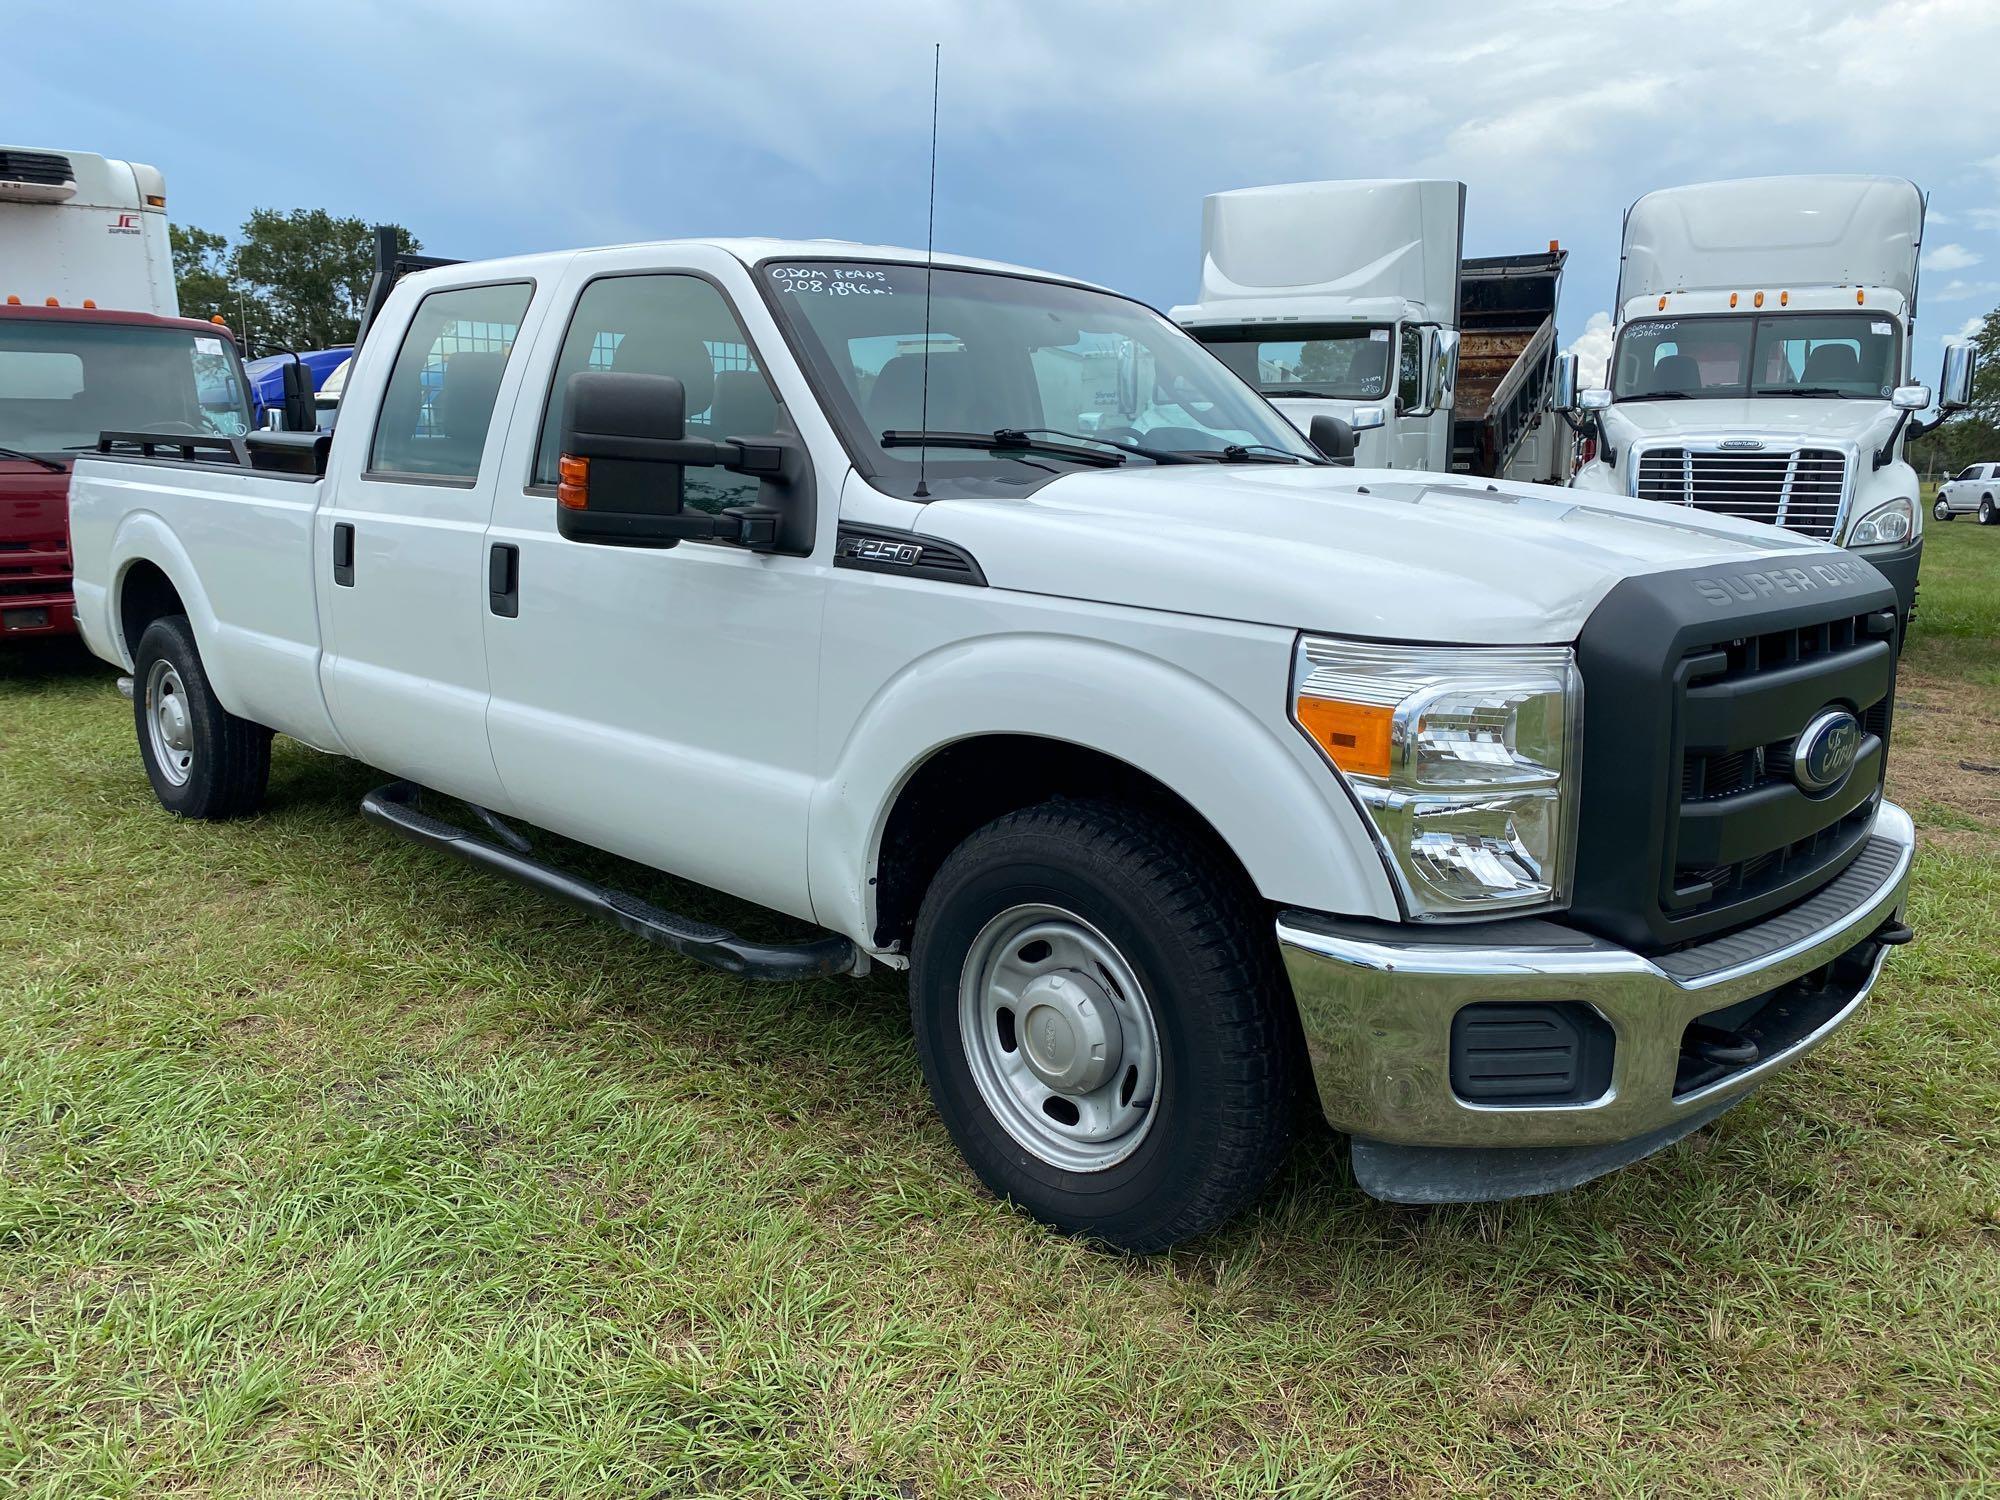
916;465;1839;643
1599;397;1899;451
1;459;71;547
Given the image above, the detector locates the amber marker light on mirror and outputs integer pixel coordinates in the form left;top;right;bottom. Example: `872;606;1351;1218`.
557;454;590;510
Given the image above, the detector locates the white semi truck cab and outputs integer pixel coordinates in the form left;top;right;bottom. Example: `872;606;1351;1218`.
1561;175;1978;621
1170;179;1570;482
67;235;1916;1250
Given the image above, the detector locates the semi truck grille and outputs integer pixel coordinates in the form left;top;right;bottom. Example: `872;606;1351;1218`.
0;150;76;188
1633;446;1848;541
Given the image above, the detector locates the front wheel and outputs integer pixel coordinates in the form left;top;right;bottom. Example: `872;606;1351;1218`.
1934;497;1953;522
132;615;272;819
909;799;1300;1252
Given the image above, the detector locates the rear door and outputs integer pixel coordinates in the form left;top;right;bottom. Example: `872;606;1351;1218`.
319;276;542;806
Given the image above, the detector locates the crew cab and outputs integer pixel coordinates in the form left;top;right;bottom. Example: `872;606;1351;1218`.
68;239;1917;1249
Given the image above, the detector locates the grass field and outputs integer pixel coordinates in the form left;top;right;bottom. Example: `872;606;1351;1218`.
3;523;1997;1498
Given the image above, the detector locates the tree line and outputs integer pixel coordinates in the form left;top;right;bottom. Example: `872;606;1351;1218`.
1906;312;1999;479
170;210;421;353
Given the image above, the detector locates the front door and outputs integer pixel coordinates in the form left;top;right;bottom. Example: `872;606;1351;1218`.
479;252;829;921
320;278;540;807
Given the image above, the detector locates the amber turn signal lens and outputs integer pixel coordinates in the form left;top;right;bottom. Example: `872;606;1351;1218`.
557;454;590;510
1295;696;1394;778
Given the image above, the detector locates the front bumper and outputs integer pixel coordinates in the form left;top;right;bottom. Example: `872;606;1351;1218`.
1277;800;1914;1202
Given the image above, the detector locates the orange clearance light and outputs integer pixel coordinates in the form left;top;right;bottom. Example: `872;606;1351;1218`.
1729;292;1739;308
5;295;19;306
1780;290;1789;307
1549;239;1560;253
1753;291;1765;308
82;298;96;308
1657;295;1668;310
144;194;166;208
210;315;228;326
1856;289;1865;304
45;297;59;307
556;454;591;510
1295;696;1394;779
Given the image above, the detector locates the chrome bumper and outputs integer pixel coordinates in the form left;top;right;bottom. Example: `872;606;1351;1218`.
1277;801;1914;1169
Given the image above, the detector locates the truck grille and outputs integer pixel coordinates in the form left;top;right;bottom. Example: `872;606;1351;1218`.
0;150;76;189
1664;610;1893;926
1633;446;1848;541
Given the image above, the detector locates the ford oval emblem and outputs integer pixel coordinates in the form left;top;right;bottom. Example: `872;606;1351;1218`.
1794;708;1861;794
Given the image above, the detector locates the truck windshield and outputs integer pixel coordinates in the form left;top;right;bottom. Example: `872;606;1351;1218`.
1193;324;1395;400
1611;313;1900;401
0;319;252;454
761;260;1317;497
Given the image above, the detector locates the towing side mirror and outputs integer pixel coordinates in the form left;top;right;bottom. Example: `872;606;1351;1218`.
1309;414;1357;465
555;370;808;553
1940;342;1977;412
1552;353;1580;413
281;359;316;432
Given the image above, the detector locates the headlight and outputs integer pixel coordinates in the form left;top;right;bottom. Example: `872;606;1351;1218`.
1292;638;1581;917
1849;497;1913;546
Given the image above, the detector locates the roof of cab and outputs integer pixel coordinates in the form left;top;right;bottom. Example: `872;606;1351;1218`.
399;238;1110;295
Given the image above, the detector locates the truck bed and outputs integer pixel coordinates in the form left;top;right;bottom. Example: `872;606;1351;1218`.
1450;250;1566;479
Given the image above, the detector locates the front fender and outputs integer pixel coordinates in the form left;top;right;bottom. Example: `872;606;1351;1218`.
807;632;1400;947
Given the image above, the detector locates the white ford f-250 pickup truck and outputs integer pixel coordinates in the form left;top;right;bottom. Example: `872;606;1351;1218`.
68;237;1916;1250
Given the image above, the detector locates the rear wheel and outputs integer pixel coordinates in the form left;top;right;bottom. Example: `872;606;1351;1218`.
909;799;1300;1252
1981;497;1996;525
132;615;272;819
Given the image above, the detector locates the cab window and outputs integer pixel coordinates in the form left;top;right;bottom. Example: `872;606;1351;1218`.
368;281;533;480
532;273;778;515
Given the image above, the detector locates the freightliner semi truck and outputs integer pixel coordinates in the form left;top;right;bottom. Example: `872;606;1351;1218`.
1558;175;1977;621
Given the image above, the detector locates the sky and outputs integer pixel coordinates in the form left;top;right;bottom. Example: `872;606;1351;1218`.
14;0;2000;390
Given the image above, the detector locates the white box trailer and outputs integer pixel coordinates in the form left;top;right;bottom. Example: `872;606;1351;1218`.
1170;179;1569;480
0;146;178;316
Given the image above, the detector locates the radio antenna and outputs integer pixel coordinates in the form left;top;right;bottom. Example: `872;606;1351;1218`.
914;42;940;500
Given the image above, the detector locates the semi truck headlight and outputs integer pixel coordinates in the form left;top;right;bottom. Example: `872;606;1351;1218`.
1292;638;1582;916
1849;497;1913;547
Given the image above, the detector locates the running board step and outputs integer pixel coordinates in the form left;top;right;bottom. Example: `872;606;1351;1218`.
360;781;861;981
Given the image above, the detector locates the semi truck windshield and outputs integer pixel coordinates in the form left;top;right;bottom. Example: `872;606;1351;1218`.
761;261;1316;497
1195;324;1395;400
1612;312;1900;401
0;320;252;453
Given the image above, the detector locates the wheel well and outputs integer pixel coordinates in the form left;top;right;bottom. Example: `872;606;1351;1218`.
871;734;1260;950
118;561;185;661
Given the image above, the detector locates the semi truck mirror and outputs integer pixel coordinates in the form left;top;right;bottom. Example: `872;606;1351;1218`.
1552;353;1580;413
281;360;316;432
1579;388;1612;412
1430;327;1460;412
1891;384;1931;412
1115;340;1156;420
1939;343;1976;411
1351;406;1387;432
1308;414;1357;465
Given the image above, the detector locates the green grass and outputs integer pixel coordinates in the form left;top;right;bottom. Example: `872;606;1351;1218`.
3;529;1998;1497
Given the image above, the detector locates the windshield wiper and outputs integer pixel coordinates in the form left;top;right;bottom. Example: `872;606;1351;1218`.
999;427;1207;466
880;429;1125;468
1619;390;1697;401
0;444;64;473
1757;386;1847;398
1213;442;1316;465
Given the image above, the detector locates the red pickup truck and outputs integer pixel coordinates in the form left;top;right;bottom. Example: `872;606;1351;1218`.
1;302;254;638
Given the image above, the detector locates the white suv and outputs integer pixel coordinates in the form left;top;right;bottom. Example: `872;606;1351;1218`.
1934;462;1999;524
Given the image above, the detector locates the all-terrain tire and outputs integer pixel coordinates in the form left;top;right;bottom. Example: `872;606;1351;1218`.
909;798;1301;1252
132;615;272;819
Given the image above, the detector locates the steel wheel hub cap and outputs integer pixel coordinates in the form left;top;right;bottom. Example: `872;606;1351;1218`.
145;660;195;786
958;903;1161;1173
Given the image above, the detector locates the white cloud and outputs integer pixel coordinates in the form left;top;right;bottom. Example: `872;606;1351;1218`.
1922;242;1982;273
1929;279;2000;303
1565;311;1616;387
1949;313;1988;342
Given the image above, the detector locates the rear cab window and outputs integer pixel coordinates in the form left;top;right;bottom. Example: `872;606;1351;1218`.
368;281;534;482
